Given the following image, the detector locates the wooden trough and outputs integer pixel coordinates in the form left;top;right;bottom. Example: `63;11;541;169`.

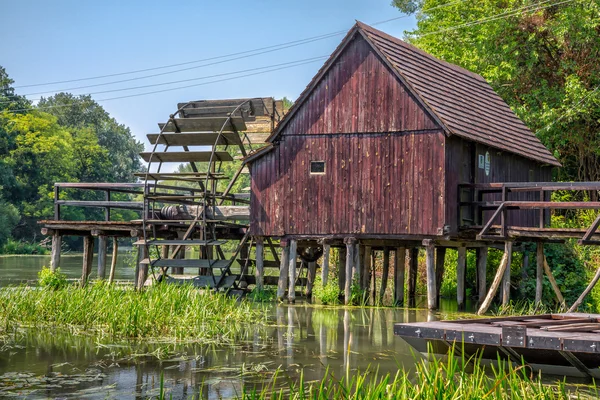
394;313;600;379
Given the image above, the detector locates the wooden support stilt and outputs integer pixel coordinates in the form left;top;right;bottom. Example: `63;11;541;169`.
435;247;446;300
255;237;265;292
362;245;372;293
536;242;544;305
477;241;513;315
353;243;361;282
306;261;317;298
394;248;406;306
338;247;347;297
81;236;94;287
97;236;108;280
543;256;566;309
321;243;330;286
288;239;298;303
407;248;418;305
379;247;390;305
344;238;356;305
476;247;488;303
137;244;148;290
50;233;61;272
108;237;118;284
457;246;467;310
277;242;290;301
424;240;437;310
502;247;513;306
371;251;377;304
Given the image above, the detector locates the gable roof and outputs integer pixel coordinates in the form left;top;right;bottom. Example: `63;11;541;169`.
265;22;560;167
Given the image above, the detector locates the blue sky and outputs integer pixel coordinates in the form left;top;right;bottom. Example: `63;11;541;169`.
1;0;416;149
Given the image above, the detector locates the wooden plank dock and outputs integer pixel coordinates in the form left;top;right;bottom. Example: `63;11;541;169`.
394;313;600;378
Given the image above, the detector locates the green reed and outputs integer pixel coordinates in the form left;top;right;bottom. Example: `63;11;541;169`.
0;282;267;343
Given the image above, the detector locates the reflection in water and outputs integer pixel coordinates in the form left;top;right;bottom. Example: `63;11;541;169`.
0;303;454;399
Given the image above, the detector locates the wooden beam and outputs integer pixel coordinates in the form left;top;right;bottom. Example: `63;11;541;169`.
394;248;406;306
108;237;118;284
424;240;436;310
477;247;488;303
81;236;94;287
435;247;446;300
502;246;513;306
255;237;264;292
97;236;108;280
288;239;298;303
137;244;148;290
362;245;372;293
50;233;61;272
306;261;317;298
277;244;290;301
536;242;544;305
380;247;390;305
543;255;566;310
477;241;513;315
321;243;330;286
407;248;418;306
457;246;467;310
344;238;356;305
339;247;347;297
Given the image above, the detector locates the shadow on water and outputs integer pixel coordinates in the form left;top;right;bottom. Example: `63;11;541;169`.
0;300;471;399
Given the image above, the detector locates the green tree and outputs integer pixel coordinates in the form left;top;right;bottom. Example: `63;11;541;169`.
392;0;600;183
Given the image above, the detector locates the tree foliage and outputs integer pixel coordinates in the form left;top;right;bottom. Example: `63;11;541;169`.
393;0;600;183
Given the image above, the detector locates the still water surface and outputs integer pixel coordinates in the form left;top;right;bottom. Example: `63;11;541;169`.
0;255;470;399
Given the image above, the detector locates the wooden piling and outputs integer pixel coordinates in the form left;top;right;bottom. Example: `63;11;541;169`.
172;244;184;275
321;243;330;286
81;236;94;287
435;247;446;300
476;247;488;303
477;241;513;315
543;256;566;309
338;247;347;296
50;233;61;272
97;236;108;280
536;242;544;305
407;248;418;305
502;248;513;306
108;237;118;284
379;247;390;305
371;251;377;304
362;245;372;294
457;246;467;310
288;239;298;303
344;238;356;305
394;248;406;306
136;244;148;290
306;261;317;298
353;243;361;282
424;240;437;310
255;237;265;292
277;242;290;301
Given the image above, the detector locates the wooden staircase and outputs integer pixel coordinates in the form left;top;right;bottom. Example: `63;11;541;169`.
136;98;282;291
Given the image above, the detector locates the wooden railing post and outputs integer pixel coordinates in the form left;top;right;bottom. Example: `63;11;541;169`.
54;185;60;220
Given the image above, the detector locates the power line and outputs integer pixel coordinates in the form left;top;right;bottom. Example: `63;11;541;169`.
11;0;469;90
536;85;600;134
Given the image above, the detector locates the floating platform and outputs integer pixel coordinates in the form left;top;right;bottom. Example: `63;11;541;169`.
394;313;600;379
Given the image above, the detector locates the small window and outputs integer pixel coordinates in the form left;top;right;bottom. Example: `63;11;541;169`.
310;161;326;175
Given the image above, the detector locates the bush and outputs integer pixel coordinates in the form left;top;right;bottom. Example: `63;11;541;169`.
38;266;68;290
313;276;340;305
1;239;49;255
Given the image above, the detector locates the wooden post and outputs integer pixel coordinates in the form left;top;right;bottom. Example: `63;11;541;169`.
137;244;148;290
543;256;566;309
371;251;377;304
424;240;437;310
502;246;513;306
338;247;346;296
476;247;488;303
108;237;118;284
81;236;94;287
288;239;298;303
407;248;418;306
277;242;290;301
306;261;317;298
394;248;406;306
435;247;446;300
536;241;544;305
362;245;372;293
477;241;512;315
344;238;356;305
97;236;108;280
353;243;361;282
379;247;390;305
255;237;265;292
50;233;61;272
321;243;330;286
457;246;467;310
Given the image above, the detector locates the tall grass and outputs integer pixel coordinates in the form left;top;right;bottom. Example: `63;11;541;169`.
0;283;267;343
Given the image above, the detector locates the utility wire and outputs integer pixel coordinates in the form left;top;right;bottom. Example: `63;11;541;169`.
11;0;470;90
536;85;600;134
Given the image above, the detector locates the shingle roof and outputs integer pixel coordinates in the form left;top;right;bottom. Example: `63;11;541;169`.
357;22;560;166
266;22;560;167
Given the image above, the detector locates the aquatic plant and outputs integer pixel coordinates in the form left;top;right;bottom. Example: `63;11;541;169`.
249;287;277;303
0;283;267;343
312;276;340;305
37;266;68;290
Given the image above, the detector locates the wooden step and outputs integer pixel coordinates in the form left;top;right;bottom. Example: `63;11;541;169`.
140;151;233;163
147;132;242;146
158;117;246;132
149;259;231;269
178;98;273;117
133;239;227;246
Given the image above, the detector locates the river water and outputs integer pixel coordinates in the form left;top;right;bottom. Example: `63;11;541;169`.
0;255;472;399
